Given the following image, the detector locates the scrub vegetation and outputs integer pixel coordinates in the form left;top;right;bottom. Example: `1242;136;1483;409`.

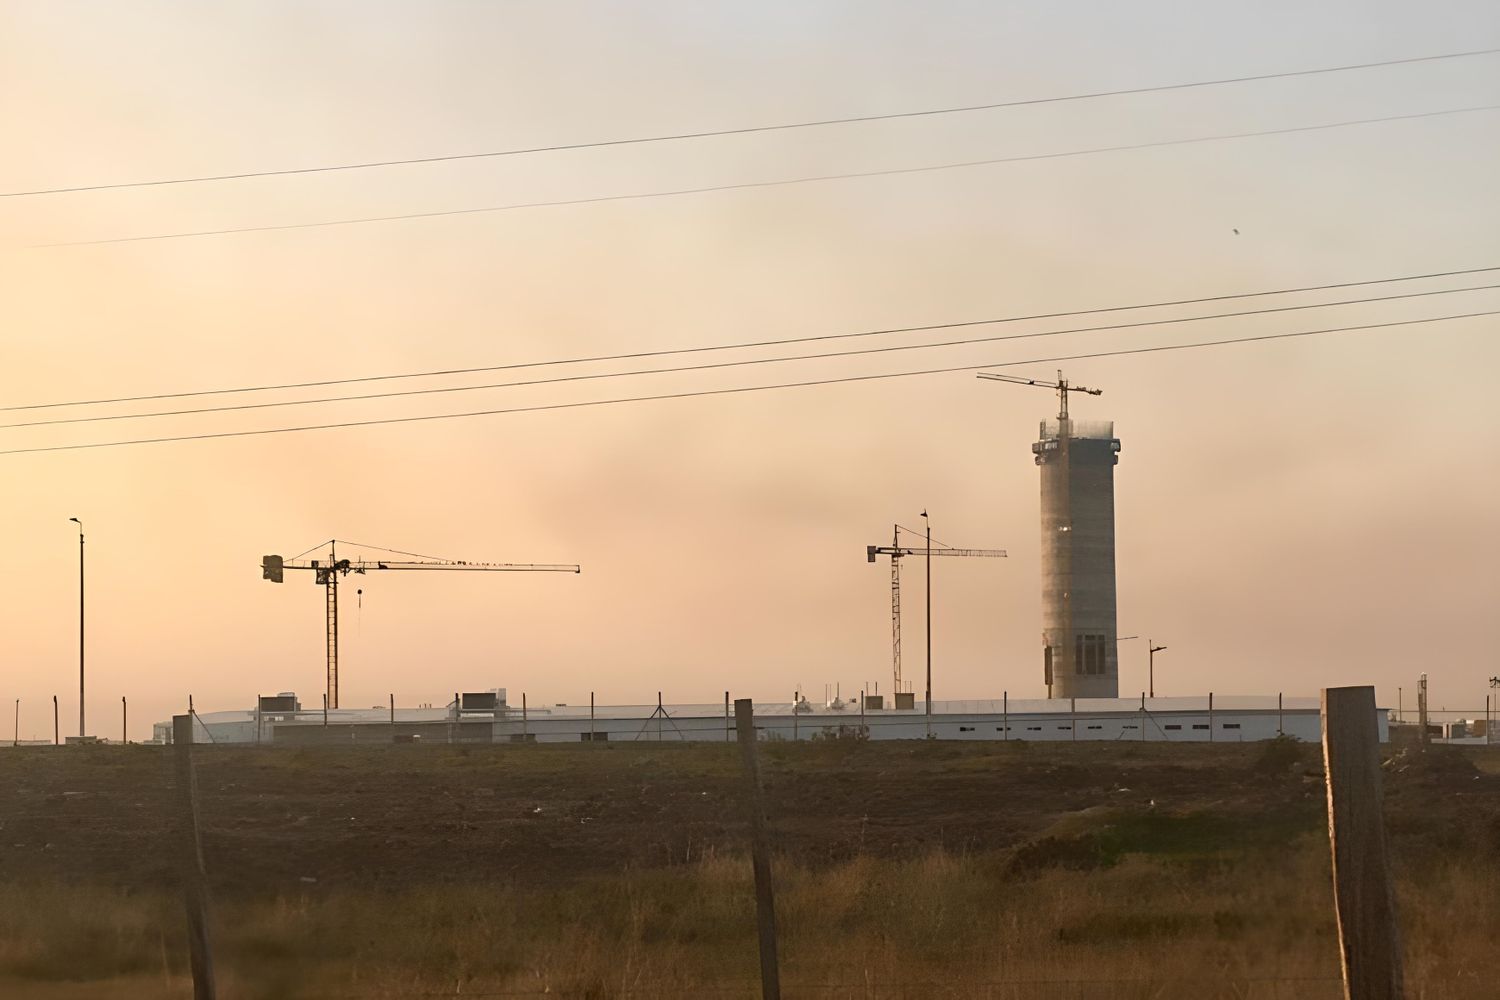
0;741;1495;998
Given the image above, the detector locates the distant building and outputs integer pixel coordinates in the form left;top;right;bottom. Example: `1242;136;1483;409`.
154;693;1363;745
1035;414;1122;698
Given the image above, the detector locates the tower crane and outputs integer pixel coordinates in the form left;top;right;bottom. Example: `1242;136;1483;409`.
261;540;579;710
976;370;1102;423
866;525;1006;706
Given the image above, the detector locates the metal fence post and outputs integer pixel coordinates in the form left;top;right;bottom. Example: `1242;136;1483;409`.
724;691;730;742
590;691;595;743
734;699;781;1000
52;695;59;745
1322;686;1404;1000
172;714;218;1000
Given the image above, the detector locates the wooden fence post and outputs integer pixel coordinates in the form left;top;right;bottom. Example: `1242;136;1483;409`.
172;714;218;1000
734;699;782;1000
1322;686;1404;1000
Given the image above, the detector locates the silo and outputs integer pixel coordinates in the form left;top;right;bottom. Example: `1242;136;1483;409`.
1033;413;1121;698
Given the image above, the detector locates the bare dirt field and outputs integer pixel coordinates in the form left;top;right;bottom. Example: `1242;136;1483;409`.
0;739;1496;999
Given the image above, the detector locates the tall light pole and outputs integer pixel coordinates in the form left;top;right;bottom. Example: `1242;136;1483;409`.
69;517;84;738
922;509;931;738
1149;641;1167;699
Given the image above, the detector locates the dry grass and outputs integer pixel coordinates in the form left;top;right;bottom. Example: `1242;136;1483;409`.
2;829;1496;999
3;742;1495;998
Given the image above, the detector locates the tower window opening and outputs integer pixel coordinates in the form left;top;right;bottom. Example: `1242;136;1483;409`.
1075;634;1107;675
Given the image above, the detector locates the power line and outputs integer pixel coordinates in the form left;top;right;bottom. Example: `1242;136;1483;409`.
32;104;1500;248
5;47;1496;198
5;281;1494;430
6;264;1495;413
2;310;1491;456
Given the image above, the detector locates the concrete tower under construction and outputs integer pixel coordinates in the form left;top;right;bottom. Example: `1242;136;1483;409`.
1033;382;1121;699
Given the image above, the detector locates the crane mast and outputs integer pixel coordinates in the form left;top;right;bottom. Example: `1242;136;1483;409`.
866;525;1006;704
262;539;579;710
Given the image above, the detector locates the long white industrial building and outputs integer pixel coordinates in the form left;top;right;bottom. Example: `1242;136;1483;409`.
157;692;1380;745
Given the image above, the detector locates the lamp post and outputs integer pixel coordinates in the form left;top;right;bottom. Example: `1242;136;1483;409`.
921;509;931;738
68;518;84;738
1149;641;1167;699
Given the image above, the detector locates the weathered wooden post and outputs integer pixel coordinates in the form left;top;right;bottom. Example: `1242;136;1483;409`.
1322;686;1404;1000
734;699;781;1000
172;714;218;1000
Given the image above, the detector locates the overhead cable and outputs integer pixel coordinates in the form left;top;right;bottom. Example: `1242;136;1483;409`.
3;281;1494;430
32;104;1500;248
5;47;1496;198
5;264;1495;413
2;310;1492;456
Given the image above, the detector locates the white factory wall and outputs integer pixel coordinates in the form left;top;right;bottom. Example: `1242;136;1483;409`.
167;696;1381;745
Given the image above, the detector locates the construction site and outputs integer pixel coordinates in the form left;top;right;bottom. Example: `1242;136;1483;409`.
135;372;1387;747
5;11;1497;998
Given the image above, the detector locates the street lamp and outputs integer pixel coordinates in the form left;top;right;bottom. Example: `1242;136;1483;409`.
921;509;931;738
69;517;84;738
1149;641;1167;699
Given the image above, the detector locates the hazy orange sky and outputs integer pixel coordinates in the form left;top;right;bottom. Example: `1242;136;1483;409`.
3;2;1498;739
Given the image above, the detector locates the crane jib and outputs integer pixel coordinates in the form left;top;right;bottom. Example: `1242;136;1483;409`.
260;544;579;710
